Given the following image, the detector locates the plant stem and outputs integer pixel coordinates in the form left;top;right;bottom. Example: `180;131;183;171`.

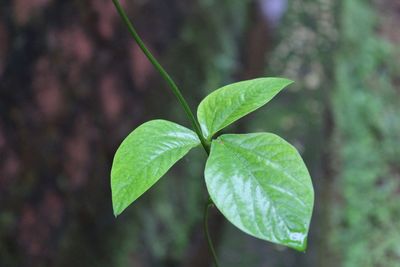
112;1;218;264
204;198;220;267
112;0;210;154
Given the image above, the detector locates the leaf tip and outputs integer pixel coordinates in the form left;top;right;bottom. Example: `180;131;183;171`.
113;206;121;218
112;199;124;218
281;78;295;86
292;236;308;252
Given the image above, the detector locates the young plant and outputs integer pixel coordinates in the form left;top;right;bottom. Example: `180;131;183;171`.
110;1;314;265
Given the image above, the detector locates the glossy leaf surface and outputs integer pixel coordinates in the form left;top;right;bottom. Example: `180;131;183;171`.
197;78;293;139
111;120;200;216
205;133;314;251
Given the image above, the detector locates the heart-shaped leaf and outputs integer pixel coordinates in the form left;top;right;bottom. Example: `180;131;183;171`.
111;120;200;216
197;78;293;140
204;133;314;251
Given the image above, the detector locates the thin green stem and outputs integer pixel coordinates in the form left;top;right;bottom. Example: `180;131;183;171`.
112;0;210;154
112;1;218;263
204;198;220;267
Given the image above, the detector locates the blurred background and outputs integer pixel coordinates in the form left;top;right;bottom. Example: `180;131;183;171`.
1;0;400;266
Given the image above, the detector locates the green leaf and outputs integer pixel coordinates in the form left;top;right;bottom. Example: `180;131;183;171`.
197;78;293;140
111;120;200;216
204;133;314;251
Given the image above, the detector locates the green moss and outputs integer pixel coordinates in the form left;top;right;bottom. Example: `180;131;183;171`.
332;1;400;266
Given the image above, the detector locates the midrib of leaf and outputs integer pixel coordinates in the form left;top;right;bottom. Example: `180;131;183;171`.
206;85;265;139
115;144;193;193
217;140;292;236
219;137;310;216
223;138;308;189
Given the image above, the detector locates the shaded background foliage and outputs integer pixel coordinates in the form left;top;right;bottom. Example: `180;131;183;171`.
0;0;399;266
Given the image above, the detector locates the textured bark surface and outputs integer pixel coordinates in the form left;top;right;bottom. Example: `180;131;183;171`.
0;1;247;266
0;1;170;266
3;0;397;266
